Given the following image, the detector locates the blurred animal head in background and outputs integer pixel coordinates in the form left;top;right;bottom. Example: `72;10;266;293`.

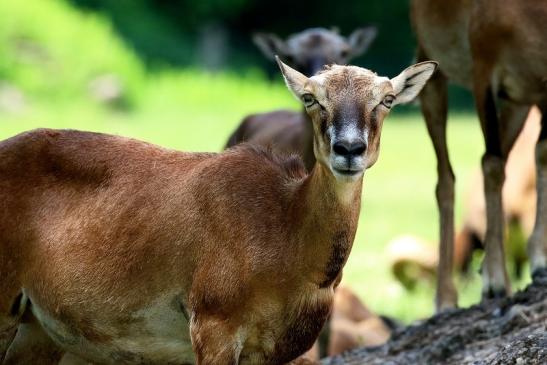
254;27;377;76
276;58;437;181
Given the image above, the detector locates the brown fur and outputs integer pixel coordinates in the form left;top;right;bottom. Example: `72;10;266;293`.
0;58;434;364
456;106;540;275
0;129;353;364
412;0;547;311
274;58;436;361
225;111;315;170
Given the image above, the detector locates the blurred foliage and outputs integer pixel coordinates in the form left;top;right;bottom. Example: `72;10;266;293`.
68;0;195;66
65;0;473;107
0;0;474;109
0;0;145;107
65;0;414;73
0;0;298;116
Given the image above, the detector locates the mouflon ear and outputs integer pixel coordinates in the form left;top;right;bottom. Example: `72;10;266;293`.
390;61;438;105
253;33;289;61
276;56;310;99
347;26;378;58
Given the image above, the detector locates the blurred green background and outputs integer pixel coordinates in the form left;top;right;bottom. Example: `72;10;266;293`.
0;0;530;322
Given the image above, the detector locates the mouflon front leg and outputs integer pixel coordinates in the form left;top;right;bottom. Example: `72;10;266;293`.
418;47;457;311
190;312;243;365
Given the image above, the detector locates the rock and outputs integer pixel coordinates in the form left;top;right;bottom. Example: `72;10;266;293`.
322;274;547;364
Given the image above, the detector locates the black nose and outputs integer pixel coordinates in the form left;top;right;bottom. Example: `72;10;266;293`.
333;140;367;157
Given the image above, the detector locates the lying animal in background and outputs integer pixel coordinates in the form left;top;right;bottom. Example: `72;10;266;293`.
0;59;436;364
310;279;398;357
411;0;547;311
388;235;438;290
226;27;377;171
305;286;393;360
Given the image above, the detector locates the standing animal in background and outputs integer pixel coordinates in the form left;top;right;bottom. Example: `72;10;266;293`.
252;27;378;80
389;107;541;289
456;106;540;278
327;287;392;355
226;27;377;170
0;59;436;364
411;0;547;311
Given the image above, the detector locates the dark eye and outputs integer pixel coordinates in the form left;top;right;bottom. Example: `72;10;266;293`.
340;49;350;58
302;94;316;107
381;95;395;108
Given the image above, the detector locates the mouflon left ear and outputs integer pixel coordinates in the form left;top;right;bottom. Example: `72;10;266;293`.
276;56;310;99
347;26;378;58
390;61;438;105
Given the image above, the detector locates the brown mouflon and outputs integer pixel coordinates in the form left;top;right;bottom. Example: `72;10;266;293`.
0;59;435;364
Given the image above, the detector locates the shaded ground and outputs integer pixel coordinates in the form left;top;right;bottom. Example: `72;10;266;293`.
323;274;547;364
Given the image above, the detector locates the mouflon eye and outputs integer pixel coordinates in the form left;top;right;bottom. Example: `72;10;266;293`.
302;94;316;107
382;94;396;108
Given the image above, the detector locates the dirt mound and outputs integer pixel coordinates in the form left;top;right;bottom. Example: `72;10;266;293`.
323;274;547;365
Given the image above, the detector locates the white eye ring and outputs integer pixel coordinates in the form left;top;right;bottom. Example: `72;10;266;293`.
382;95;395;108
302;94;316;107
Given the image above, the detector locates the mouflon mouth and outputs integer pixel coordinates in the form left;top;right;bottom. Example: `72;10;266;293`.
332;167;363;176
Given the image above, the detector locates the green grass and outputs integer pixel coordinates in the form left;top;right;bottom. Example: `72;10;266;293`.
0;0;532;323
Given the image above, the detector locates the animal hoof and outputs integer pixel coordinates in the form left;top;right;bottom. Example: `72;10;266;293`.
435;303;459;314
531;267;547;281
482;287;508;300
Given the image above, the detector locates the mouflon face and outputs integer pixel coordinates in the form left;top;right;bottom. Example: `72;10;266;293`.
277;57;438;181
254;27;377;76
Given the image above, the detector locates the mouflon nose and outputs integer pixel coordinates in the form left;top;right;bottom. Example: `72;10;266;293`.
332;140;367;157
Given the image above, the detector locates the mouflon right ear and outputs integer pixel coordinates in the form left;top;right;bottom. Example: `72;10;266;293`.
253;33;289;61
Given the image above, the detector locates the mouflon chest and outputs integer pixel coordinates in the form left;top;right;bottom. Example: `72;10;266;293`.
272;290;333;364
319;230;354;288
